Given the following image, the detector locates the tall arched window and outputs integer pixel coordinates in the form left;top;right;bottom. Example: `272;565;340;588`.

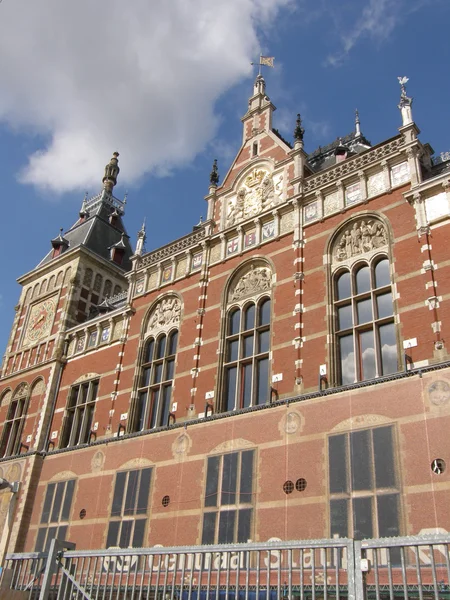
334;257;397;384
135;330;178;430
0;383;29;457
223;297;271;411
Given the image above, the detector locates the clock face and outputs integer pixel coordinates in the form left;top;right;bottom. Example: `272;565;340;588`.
25;299;56;344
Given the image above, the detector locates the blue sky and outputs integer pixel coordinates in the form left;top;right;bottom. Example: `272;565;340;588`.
0;0;449;355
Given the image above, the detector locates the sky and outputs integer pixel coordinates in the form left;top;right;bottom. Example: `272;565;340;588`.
0;0;449;355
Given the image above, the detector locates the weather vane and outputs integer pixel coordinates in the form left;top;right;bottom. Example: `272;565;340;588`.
398;76;409;97
251;54;275;76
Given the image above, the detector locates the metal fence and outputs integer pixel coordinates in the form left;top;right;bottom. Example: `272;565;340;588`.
2;534;450;600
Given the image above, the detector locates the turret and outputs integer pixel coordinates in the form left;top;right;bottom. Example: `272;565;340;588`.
102;152;120;193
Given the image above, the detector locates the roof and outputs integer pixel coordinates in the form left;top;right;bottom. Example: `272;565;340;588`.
307;131;372;172
38;191;133;270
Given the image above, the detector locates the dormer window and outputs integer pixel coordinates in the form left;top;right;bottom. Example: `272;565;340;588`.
109;233;127;265
50;229;69;259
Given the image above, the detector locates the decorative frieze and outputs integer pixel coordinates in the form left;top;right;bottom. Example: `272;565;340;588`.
333;218;388;263
229;264;272;302
147;296;181;334
139;229;206;269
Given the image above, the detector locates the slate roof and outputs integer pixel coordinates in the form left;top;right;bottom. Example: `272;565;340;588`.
38;191;133;271
307;132;372;172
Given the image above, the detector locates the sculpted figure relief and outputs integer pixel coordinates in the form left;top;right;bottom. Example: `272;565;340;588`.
148;297;181;332
230;265;272;301
335;219;387;262
226;169;282;226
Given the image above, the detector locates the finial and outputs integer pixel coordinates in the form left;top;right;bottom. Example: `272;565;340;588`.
397;76;413;126
135;218;147;256
102;152;120;193
355;109;361;136
210;159;219;187
294;113;305;142
123;191;128;205
79;192;89;218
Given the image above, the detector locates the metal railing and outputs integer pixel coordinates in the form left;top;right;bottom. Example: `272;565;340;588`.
2;534;450;600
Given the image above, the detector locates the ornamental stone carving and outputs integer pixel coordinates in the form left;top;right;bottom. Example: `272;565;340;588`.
147;296;181;333
226;169;283;226
13;383;30;399
334;218;387;263
229;264;272;302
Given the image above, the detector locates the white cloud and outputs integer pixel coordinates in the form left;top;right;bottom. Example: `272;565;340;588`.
0;0;290;193
325;0;433;67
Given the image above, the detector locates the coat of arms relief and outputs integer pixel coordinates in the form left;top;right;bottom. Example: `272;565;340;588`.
226;169;283;227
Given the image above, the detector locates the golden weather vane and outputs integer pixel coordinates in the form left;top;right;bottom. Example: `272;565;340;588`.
251;54;275;76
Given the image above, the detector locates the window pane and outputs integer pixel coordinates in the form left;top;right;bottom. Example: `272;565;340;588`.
229;310;241;335
89;381;99;402
201;512;216;544
337;305;352;330
339;335;355;384
124;470;139;515
150;390;160;428
80;383;89;404
360;330;376;380
143;339;154;363
160;385;172;427
379;323;397;375
225;367;237;412
330;499;348;538
375;259;390;288
240;450;254;502
156;336;166;359
56;525;67;544
227;340;239;362
336;272;351;300
141;367;151;387
350;430;372;491
51;482;65;523
45;527;58;552
106;521;120;548
83;405;94;442
376;292;393;319
111;472;126;516
242;364;253;408
67;389;78;409
119;520;133;548
258;330;270;353
61;480;75;522
244;304;255;330
136;392;148;431
238;508;252;543
356;266;371;294
353;497;373;540
168;331;178;355
35;528;47;552
357;299;372;324
218;510;236;543
243;335;254;358
373;427;396;488
377;494;400;537
259;299;271;326
41;484;55;524
153;363;163;384
221;453;238;505
205;456;220;507
137;469;152;514
329;435;347;493
256;358;269;405
165;359;175;381
132;519;146;547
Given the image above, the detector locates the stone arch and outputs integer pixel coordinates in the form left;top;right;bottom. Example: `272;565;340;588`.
224;257;274;306
56;271;64;287
143;293;183;339
0;388;12;407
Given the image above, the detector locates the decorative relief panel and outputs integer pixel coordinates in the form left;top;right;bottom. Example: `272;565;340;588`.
13;383;30;399
112;320;123;341
390;161;410;187
210;242;221;263
304;200;319;223
147;296;181;334
280;210;294;233
367;170;385;197
425;192;449;222
333;218;388;263
324;191;339;216
226;168;283;227
229;264;272;302
147;271;158;290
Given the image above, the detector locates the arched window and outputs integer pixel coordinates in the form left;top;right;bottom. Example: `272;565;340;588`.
93;274;103;293
103;279;112;299
135;330;178;430
113;285;121;296
83;268;93;287
0;383;29;457
223;297;271;411
334;257;397;384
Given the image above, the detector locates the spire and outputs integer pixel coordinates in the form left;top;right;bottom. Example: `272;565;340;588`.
209;159;219;187
79;192;90;219
135;219;146;256
355;109;361;137
294;113;305;143
398;76;413;126
102;152;120;193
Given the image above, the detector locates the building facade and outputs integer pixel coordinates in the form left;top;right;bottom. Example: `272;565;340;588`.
0;76;450;561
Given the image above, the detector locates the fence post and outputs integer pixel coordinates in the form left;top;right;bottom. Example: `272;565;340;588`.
353;541;366;600
39;539;76;600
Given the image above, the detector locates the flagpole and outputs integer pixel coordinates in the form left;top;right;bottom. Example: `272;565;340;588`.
258;53;262;77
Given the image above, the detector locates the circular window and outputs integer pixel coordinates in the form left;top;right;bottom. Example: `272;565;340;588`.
283;481;294;494
431;459;446;475
162;495;170;507
295;478;307;492
79;509;86;520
